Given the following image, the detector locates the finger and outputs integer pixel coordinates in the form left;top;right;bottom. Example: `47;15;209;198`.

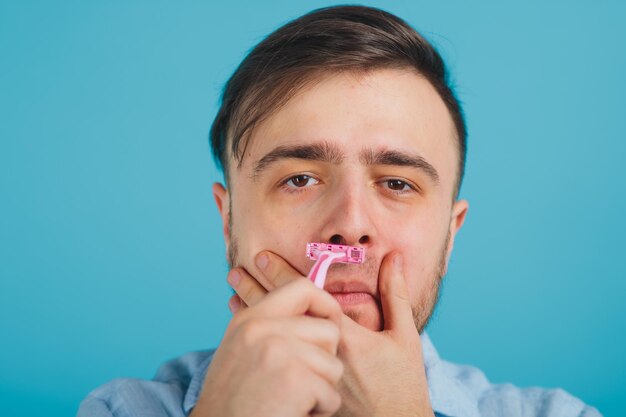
230;309;341;354
228;294;246;314
306;372;342;417
228;268;267;308
379;253;416;339
255;278;343;326
279;315;341;355
255;251;304;291
286;336;344;386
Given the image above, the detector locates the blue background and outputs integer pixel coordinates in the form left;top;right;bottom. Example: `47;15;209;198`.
1;1;624;416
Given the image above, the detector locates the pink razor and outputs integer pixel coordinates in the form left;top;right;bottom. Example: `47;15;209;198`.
306;243;365;289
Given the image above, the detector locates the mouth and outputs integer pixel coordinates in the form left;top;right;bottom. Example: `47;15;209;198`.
324;279;383;330
325;280;378;306
329;291;375;306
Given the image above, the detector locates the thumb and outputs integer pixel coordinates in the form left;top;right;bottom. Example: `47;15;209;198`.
379;253;415;338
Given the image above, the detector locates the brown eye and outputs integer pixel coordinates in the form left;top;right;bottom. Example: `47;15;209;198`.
285;174;318;188
386;179;409;191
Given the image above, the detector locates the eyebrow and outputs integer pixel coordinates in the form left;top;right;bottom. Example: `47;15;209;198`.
252;142;345;178
360;148;440;184
251;140;440;185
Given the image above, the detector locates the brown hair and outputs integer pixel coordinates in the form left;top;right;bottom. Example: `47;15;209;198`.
210;5;467;197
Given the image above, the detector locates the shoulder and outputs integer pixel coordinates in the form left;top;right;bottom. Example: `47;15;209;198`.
77;350;215;417
436;359;602;417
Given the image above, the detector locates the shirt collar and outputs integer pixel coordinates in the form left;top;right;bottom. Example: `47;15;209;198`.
421;332;481;417
183;351;214;414
183;332;480;417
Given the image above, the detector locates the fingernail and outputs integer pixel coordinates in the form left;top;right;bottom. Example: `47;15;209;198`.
229;296;241;313
256;253;269;270
227;270;241;287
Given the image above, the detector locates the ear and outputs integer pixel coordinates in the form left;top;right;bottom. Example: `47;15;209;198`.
212;182;231;252
443;199;469;274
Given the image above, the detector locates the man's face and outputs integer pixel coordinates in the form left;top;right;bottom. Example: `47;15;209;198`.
214;68;468;332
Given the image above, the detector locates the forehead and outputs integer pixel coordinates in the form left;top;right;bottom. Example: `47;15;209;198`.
237;68;458;184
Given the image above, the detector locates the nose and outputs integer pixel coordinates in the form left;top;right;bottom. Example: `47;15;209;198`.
319;184;375;248
328;233;370;246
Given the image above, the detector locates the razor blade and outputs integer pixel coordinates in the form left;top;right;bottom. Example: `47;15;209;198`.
306;242;365;264
306;242;365;289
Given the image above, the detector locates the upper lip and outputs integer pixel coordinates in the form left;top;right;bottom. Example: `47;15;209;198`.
324;281;377;297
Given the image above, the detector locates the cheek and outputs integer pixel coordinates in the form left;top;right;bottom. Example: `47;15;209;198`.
379;210;447;297
231;196;317;275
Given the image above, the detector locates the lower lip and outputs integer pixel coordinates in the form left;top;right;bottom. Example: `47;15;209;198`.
329;292;373;305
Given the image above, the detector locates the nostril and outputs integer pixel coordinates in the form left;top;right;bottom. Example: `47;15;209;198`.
329;234;343;245
359;235;370;245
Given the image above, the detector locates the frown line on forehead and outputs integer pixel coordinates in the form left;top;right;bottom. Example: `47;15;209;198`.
250;140;440;185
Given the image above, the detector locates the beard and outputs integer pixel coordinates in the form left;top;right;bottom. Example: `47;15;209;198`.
334;230;449;334
227;206;450;335
414;230;449;334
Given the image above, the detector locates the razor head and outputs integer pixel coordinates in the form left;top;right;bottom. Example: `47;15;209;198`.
306;242;365;264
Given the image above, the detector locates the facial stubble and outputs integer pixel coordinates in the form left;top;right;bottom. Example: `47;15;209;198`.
227;201;449;334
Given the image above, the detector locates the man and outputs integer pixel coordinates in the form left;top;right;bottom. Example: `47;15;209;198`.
78;5;601;417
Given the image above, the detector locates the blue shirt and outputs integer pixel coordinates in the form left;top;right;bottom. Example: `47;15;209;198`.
77;333;602;417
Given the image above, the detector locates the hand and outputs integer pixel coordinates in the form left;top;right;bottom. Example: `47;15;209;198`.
190;277;344;417
230;251;435;417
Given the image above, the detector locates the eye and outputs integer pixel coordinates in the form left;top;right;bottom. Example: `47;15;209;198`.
284;174;319;189
380;178;417;195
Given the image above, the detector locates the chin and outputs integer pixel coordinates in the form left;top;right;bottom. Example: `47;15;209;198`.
341;304;383;331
